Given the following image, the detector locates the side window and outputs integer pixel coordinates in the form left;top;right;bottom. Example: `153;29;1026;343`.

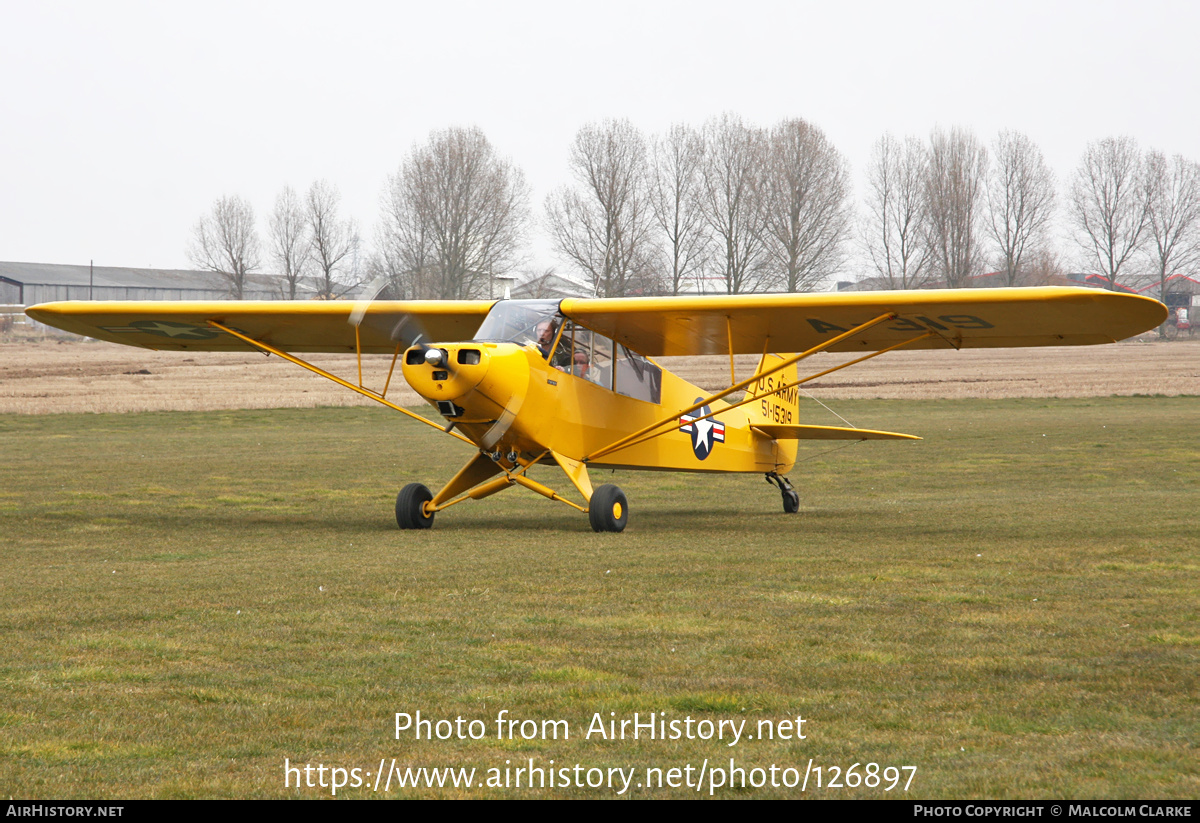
563;323;613;389
614;344;662;404
559;324;660;403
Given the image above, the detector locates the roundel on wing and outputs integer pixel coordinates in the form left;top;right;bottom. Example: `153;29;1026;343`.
678;399;726;461
129;320;219;340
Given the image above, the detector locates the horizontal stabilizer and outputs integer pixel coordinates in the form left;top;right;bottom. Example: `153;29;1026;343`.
752;424;921;441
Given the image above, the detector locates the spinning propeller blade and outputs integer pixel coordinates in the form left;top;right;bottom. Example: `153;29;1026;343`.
346;277;455;374
348;274;390;328
346;280;534;438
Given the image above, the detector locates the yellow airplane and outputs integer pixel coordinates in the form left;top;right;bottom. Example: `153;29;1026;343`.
26;287;1166;532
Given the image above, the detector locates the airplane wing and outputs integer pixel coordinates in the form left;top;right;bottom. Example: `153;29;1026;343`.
559;287;1167;356
23;300;495;353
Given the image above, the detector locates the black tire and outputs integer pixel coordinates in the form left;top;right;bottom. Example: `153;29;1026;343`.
782;488;800;514
588;484;629;533
396;483;434;529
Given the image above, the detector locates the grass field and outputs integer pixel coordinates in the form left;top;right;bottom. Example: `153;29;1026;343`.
1;398;1197;798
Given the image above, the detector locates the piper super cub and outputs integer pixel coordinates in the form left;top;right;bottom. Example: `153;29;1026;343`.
27;287;1166;532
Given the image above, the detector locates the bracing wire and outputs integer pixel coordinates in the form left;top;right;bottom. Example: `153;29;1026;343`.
800;387;856;429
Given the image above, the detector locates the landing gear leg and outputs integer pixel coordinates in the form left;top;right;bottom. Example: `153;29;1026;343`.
766;472;799;514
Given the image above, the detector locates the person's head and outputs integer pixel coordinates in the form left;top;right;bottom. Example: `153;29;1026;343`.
573;350;589;376
536;320;555;345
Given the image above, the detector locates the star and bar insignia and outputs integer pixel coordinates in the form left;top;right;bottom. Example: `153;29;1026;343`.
679;401;725;461
99;320;220;340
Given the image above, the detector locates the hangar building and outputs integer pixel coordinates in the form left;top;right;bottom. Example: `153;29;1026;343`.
1;261;295;306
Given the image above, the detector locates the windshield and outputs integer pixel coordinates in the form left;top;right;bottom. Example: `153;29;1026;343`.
472;300;561;345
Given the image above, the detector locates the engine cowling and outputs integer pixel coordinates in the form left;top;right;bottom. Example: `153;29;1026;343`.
401;342;529;426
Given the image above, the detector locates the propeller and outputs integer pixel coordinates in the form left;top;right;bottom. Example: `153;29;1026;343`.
479;374;527;450
348;274;390;328
344;276;534;449
347;275;453;374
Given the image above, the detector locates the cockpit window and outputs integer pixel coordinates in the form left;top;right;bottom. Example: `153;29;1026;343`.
560;321;613;387
472;300;562;346
473;300;659;403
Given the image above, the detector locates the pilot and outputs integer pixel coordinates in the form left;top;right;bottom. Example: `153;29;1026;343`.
535;320;571;369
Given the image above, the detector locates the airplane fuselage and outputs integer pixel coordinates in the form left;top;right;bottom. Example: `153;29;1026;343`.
401;341;796;475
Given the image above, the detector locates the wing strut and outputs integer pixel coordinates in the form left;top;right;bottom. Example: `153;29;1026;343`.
584;311;898;462
206;320;475;445
727;315;736;385
660;331;937;441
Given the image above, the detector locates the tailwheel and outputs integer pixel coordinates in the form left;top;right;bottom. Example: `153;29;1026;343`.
766;472;799;514
588;484;629;533
396;483;435;529
782;488;800;513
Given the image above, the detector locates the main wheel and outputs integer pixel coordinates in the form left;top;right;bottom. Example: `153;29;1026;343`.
782;488;800;514
396;483;434;529
588;484;629;533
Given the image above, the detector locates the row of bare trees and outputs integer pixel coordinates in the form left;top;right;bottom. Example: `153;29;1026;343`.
189;121;1200;302
539;120;1198;299
189;181;360;300
546;116;851;297
191;129;529;301
863;129;1054;290
1073;138;1200;300
864;130;1200;300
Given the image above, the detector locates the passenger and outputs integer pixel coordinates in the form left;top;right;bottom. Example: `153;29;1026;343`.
572;350;590;379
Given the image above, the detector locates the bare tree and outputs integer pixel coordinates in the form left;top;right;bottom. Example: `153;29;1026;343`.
648;124;710;294
1021;247;1067;286
188;194;260;299
267;186;310;299
1069;136;1149;290
546;119;659;297
380;127;531;300
375;201;425;299
861;134;931;289
306;180;359;300
699;114;768;294
1143;150;1200;303
924;127;989;288
986;131;1056;287
759;118;851;292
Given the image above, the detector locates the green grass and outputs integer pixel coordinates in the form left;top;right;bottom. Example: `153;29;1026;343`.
1;398;1196;798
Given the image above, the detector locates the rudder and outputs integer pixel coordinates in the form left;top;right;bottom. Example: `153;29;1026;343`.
743;353;799;472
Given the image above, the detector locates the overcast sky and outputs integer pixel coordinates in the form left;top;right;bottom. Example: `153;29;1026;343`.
2;0;1197;277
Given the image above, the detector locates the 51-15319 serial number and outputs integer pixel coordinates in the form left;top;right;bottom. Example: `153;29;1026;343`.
761;399;794;423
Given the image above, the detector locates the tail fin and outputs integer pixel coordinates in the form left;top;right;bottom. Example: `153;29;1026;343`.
743;353;799;471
